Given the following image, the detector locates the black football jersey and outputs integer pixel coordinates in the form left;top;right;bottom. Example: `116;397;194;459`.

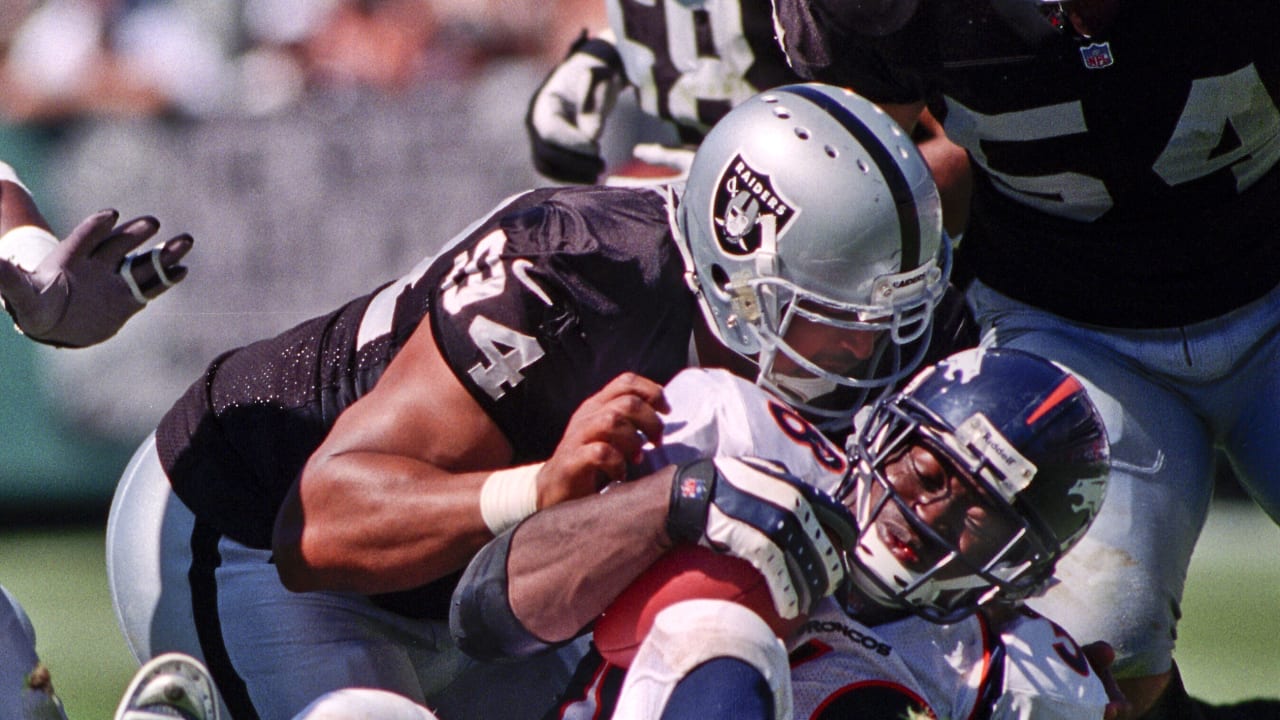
154;182;976;619
609;0;802;142
157;185;696;553
775;0;1280;327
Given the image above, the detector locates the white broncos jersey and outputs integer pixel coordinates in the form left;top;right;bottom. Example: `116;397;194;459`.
637;367;848;496
632;368;1109;720
787;598;1109;720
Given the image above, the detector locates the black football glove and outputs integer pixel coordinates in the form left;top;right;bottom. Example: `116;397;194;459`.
666;457;857;619
525;31;625;184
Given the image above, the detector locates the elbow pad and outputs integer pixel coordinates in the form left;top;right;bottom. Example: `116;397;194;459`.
450;528;558;661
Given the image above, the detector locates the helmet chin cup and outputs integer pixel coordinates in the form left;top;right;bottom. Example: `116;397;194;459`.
771;372;839;404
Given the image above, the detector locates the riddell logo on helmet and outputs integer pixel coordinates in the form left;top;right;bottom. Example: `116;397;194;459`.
712;155;797;256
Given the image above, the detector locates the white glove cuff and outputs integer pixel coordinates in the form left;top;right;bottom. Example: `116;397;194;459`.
479;463;543;535
0;225;58;272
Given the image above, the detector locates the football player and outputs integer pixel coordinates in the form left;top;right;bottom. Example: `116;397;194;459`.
0;160;191;720
524;0;972;238
105;83;973;720
771;0;1280;716
450;347;1122;720
525;0;799;183
615;347;1118;720
303;348;1118;718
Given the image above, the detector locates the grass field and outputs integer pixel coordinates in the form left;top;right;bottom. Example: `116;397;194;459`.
1;501;1277;719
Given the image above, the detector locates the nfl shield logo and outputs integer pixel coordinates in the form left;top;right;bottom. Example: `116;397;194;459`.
679;477;706;500
1079;42;1115;69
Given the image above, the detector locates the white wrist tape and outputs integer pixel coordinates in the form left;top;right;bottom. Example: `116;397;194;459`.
479;463;543;535
120;257;149;305
0;225;58;272
0;161;31;194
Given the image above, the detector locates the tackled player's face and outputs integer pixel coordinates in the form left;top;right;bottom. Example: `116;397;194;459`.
867;443;1016;578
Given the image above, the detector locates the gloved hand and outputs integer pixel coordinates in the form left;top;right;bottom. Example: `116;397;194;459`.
526;31;625;184
666;457;857;619
0;209;193;347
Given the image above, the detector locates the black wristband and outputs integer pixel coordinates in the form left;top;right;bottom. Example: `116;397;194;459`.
666;459;719;544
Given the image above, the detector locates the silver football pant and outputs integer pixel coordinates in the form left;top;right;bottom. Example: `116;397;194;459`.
968;278;1280;679
107;435;588;720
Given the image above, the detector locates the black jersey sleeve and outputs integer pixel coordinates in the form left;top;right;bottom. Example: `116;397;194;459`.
420;185;697;461
772;0;931;103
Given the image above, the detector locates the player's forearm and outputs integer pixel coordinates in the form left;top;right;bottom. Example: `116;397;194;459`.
506;468;674;642
273;452;497;594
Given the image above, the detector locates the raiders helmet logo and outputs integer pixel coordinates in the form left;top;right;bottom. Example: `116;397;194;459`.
711;155;797;256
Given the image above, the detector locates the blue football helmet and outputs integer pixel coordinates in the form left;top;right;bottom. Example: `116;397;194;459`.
837;346;1110;623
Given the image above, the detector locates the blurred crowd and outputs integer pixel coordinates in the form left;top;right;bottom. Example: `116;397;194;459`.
0;0;633;481
0;0;605;123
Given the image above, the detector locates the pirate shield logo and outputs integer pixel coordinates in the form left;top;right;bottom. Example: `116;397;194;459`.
711;155;797;256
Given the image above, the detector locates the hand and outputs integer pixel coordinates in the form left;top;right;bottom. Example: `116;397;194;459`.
666;457;857;619
537;372;669;508
0;209;192;347
1082;641;1131;720
525;31;625;184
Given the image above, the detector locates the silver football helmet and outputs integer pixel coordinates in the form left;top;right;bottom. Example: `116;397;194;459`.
674;83;949;430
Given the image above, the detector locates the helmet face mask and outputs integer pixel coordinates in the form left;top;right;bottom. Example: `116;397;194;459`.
835;347;1111;623
676;83;949;431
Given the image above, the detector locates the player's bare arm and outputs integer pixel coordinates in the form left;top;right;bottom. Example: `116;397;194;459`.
507;467;676;643
458;457;851;655
273;316;668;595
913;107;972;238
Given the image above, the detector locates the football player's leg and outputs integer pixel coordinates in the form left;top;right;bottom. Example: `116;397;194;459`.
213;538;460;720
613;600;790;720
107;433;207;665
658;658;775;720
292;688;440;720
1215;283;1280;523
970;281;1216;716
1;586;68;720
425;635;591;720
107;434;231;720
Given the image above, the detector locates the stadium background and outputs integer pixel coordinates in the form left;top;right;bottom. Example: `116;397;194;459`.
0;1;1276;717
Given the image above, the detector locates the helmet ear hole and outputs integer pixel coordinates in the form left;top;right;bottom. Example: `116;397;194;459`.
709;264;733;299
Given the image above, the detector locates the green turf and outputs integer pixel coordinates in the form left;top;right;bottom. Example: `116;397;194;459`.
1176;501;1280;701
1;500;1276;719
0;525;135;720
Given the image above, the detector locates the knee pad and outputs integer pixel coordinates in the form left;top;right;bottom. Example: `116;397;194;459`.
293;688;440;720
613;599;792;720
